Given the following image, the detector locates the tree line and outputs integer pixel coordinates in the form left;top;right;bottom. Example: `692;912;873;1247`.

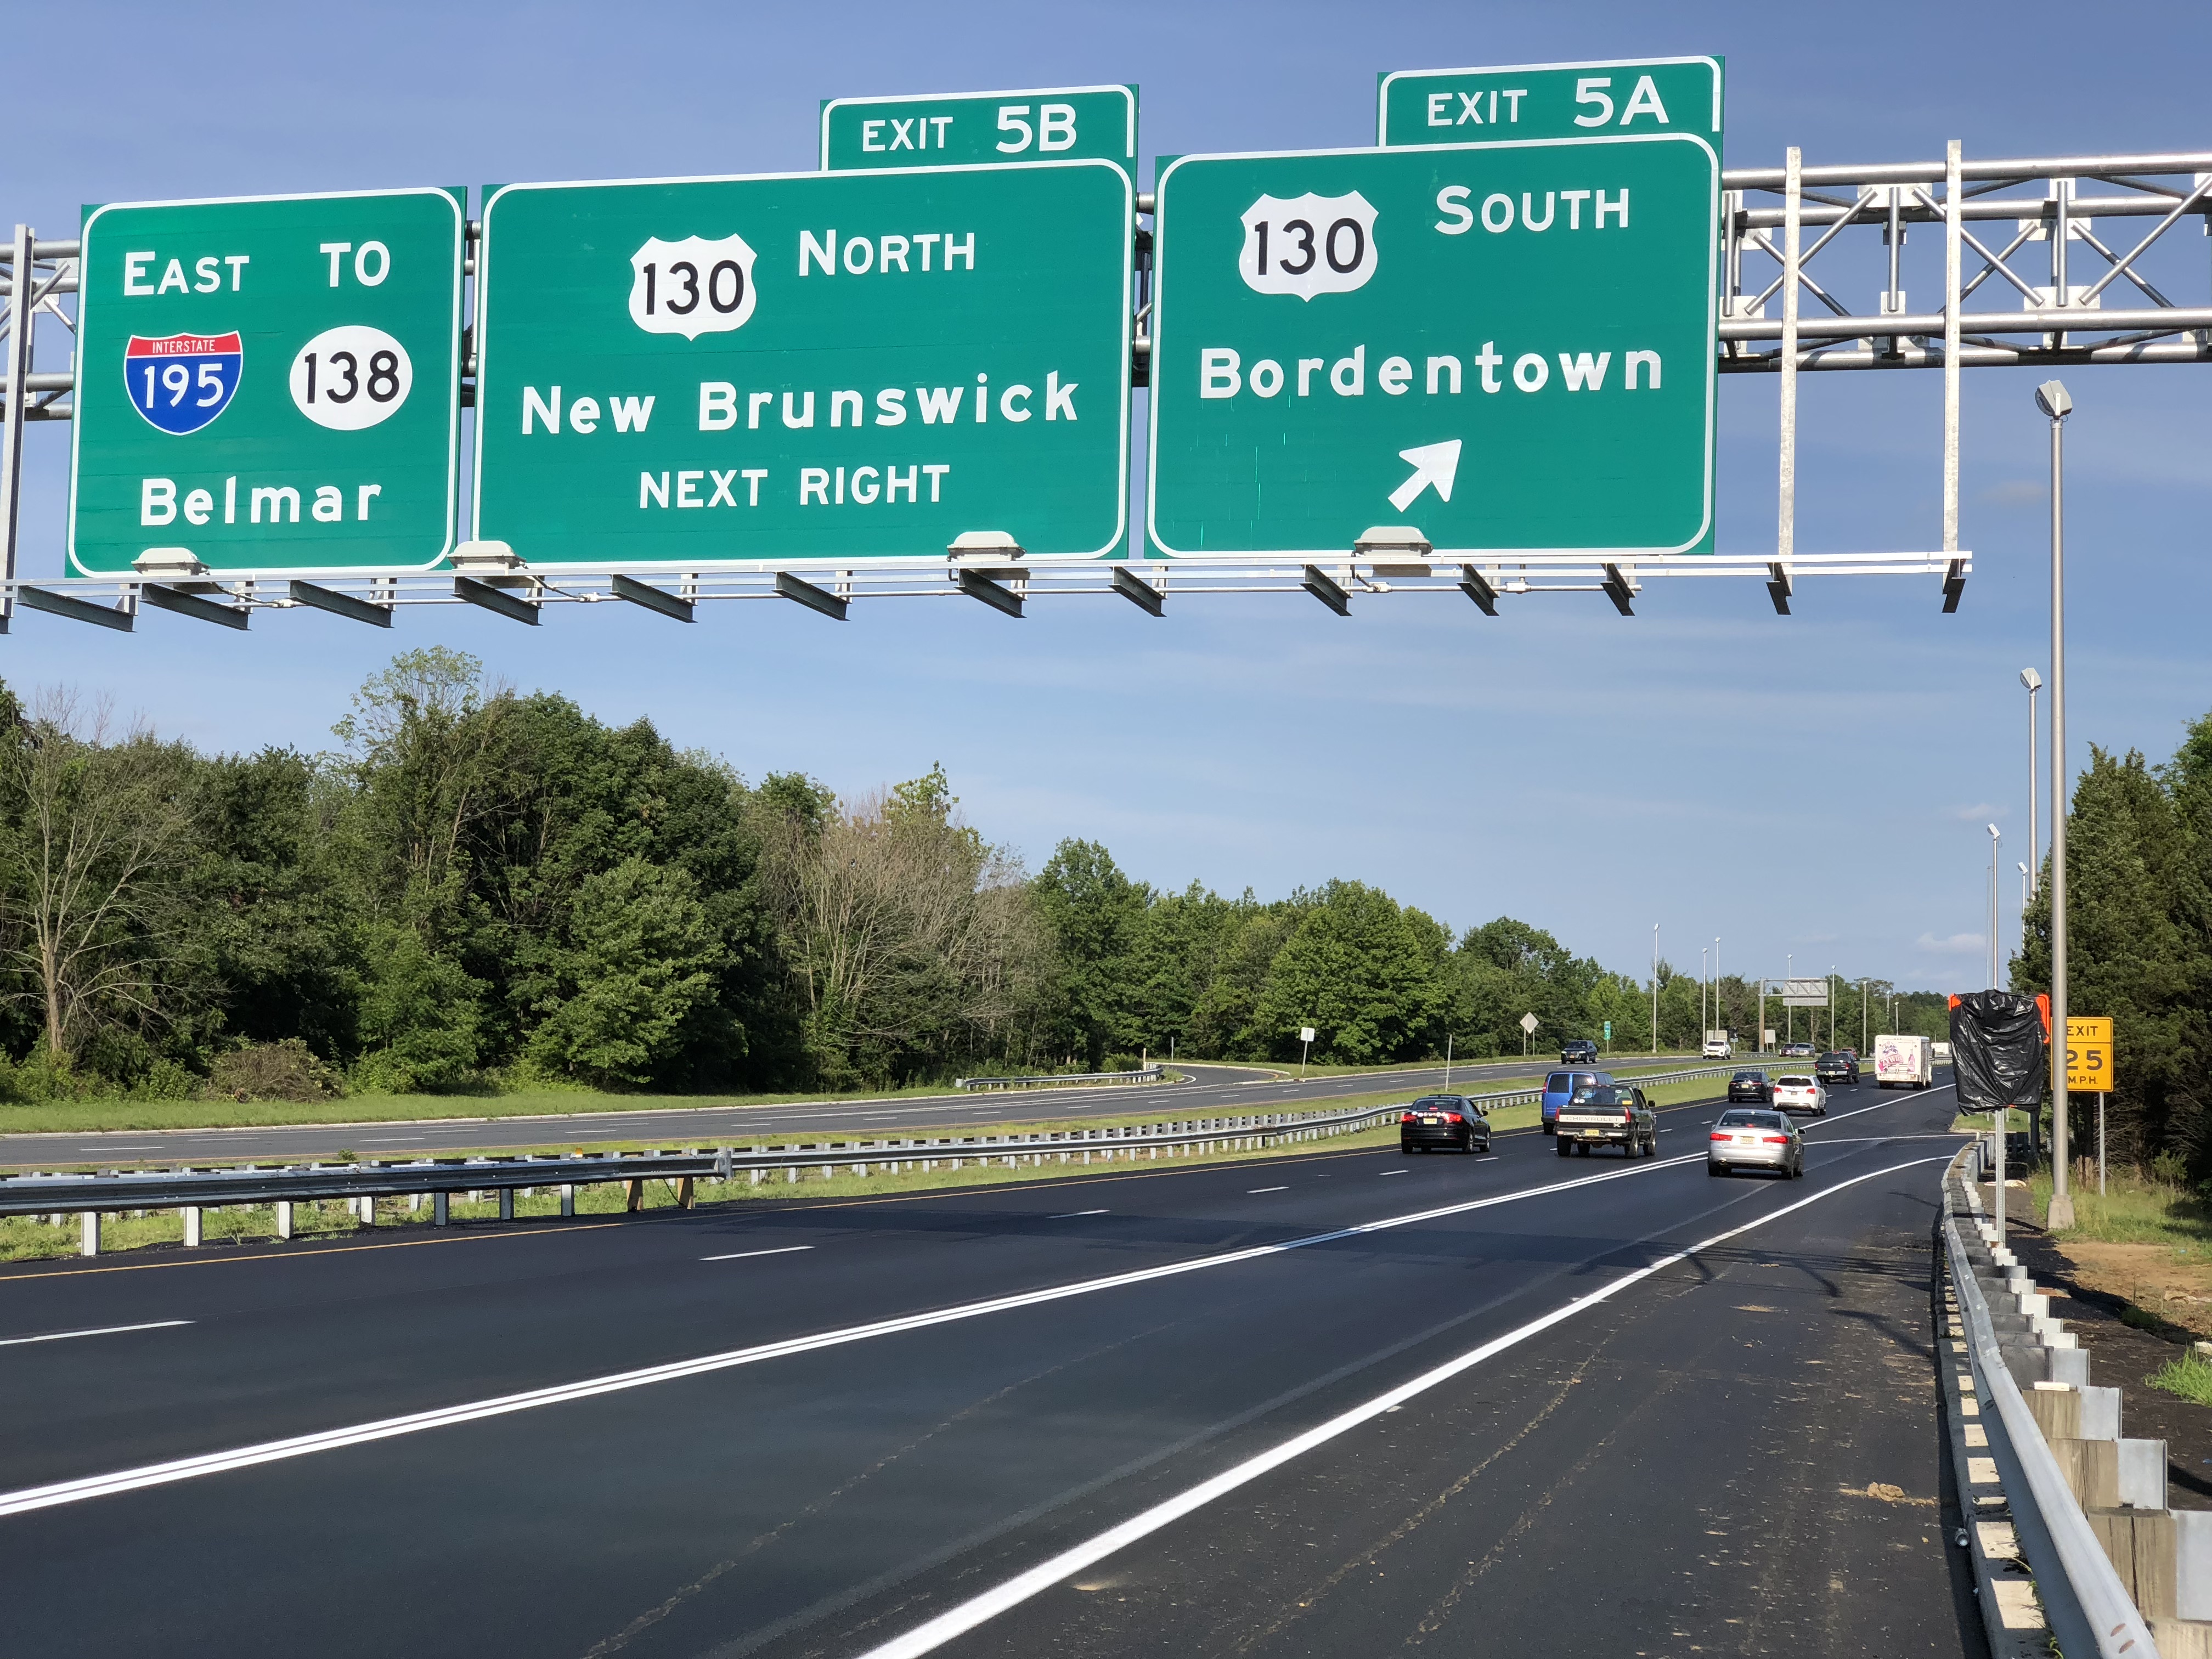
0;650;1951;1102
2016;709;2212;1177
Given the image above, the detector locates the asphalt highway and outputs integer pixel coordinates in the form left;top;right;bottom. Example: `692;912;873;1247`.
0;1053;1718;1166
0;1074;1972;1658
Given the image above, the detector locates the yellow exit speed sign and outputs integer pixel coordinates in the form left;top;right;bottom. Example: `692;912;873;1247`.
2061;1015;2114;1093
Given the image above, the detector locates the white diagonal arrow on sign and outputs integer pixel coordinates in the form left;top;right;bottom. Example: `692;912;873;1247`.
1388;439;1462;513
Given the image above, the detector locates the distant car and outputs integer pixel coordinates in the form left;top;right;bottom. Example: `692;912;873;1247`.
1781;1041;1818;1058
1555;1084;1657;1158
1726;1068;1773;1104
1702;1036;1733;1059
1541;1069;1611;1133
1814;1051;1860;1085
1400;1095;1493;1154
1772;1074;1828;1115
1708;1108;1805;1178
1560;1039;1600;1065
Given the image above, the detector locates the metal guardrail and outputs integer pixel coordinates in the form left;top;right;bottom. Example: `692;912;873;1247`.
953;1065;1165;1091
1940;1143;2159;1659
0;1060;1749;1256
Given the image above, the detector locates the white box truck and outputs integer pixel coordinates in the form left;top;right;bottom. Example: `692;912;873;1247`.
1875;1034;1933;1089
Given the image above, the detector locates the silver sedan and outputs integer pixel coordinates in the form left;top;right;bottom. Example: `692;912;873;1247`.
1707;1108;1805;1178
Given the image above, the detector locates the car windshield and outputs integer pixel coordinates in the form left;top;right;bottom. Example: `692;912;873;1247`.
1410;1097;1468;1111
1575;1087;1628;1106
1731;1071;1765;1083
1718;1110;1787;1130
1777;1075;1815;1087
1818;1053;1845;1063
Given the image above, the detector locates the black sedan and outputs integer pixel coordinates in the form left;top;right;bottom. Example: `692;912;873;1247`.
1726;1068;1773;1104
1399;1095;1493;1154
1815;1051;1860;1085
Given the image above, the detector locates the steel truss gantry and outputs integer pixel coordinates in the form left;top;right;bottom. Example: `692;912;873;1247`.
4;145;2207;629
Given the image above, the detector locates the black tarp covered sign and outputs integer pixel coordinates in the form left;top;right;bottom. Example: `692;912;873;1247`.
1949;990;2049;1113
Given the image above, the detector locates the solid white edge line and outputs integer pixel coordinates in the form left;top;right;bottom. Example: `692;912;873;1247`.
853;1153;1952;1659
699;1246;816;1262
0;1319;193;1347
0;1148;1708;1518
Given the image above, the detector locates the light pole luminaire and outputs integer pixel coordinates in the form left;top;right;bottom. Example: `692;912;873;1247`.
2038;379;2075;1231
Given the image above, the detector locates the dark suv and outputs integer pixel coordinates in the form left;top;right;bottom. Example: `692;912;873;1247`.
1814;1051;1860;1085
1727;1068;1773;1104
1560;1039;1600;1065
1399;1095;1493;1154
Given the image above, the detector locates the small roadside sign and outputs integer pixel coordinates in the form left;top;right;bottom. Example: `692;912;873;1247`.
2063;1015;2114;1093
1299;1026;1317;1043
822;86;1137;179
1520;1013;1540;1035
1378;57;1723;148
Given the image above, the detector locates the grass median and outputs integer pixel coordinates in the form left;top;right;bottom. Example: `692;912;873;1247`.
0;1073;1741;1265
0;1056;1722;1139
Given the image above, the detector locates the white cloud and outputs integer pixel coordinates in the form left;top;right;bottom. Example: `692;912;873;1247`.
1915;931;1987;955
1944;803;2001;821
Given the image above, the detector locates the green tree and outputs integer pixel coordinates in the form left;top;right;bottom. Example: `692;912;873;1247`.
527;858;726;1087
1255;881;1447;1063
1032;839;1144;1069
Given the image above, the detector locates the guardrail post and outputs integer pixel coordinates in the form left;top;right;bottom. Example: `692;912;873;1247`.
625;1178;645;1211
182;1205;201;1246
560;1182;575;1216
78;1212;99;1256
275;1200;292;1240
677;1176;696;1209
357;1194;376;1227
433;1191;449;1226
498;1188;514;1222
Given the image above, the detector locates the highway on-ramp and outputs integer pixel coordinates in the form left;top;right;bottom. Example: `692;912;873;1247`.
0;1076;1973;1657
0;1054;1717;1166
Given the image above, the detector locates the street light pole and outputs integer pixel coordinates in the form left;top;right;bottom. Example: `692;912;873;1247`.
2038;379;2075;1230
1651;923;1659;1056
2021;668;2042;891
1714;936;1722;1043
1987;823;2002;989
1700;946;1708;1038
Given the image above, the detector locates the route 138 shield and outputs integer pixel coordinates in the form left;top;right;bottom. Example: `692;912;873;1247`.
123;331;242;435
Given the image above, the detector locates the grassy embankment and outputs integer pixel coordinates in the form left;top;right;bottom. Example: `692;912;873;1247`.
0;1073;1733;1264
2022;1165;2212;1387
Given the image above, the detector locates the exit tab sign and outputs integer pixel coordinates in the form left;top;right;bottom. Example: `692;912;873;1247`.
821;86;1137;179
1379;57;1722;147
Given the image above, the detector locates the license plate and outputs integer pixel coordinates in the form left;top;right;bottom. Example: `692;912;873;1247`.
1582;1129;1604;1138
1422;1116;1442;1124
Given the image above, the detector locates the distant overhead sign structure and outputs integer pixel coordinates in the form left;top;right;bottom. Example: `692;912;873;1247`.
1378;57;1723;148
69;188;465;577
821;86;1137;179
472;162;1133;568
1147;136;1718;560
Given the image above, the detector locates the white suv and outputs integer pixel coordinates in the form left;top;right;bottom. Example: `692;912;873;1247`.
1701;1037;1731;1059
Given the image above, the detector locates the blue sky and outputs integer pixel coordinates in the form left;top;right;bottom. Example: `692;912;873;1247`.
7;0;2209;994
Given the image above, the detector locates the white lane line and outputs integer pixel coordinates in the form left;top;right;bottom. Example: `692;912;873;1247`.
698;1246;815;1263
1377;1170;1408;1176
1246;1186;1289;1194
1475;1155;1499;1162
854;1154;1951;1659
0;1319;192;1347
0;1150;1705;1518
1048;1210;1110;1220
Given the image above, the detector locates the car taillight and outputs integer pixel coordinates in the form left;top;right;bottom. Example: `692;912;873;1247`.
1444;1113;1463;1122
1710;1131;1729;1141
1762;1134;1790;1144
1621;1111;1635;1123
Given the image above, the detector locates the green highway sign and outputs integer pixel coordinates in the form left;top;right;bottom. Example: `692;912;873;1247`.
821;86;1137;178
1147;137;1718;559
473;162;1131;566
1379;57;1722;147
69;188;464;576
